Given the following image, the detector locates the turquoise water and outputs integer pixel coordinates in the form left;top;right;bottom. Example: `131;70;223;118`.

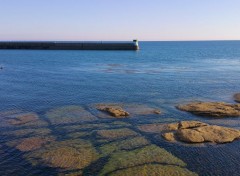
0;41;240;176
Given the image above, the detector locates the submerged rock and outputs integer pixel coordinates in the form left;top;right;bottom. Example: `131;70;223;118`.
100;145;187;176
161;121;240;144
234;93;240;103
25;139;99;170
177;102;240;117
97;128;138;140
8;113;38;125
109;164;197;176
11;137;55;152
100;136;150;156
46;106;98;125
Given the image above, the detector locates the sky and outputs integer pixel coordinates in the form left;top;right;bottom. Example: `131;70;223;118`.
0;0;240;41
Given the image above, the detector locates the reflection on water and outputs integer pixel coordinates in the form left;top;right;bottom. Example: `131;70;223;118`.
0;41;240;175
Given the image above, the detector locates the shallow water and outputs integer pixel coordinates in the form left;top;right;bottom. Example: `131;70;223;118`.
0;41;240;176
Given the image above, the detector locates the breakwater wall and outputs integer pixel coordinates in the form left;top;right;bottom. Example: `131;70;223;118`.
0;41;139;50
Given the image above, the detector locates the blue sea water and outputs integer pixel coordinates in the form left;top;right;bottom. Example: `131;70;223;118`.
0;41;240;176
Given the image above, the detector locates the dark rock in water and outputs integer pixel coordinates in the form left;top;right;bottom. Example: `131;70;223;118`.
15;137;54;151
97;106;129;118
8;113;39;125
177;102;240;117
234;93;240;103
161;121;240;144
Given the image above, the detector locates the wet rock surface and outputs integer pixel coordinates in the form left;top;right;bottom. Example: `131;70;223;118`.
97;105;129;118
234;93;240;103
160;121;240;144
177;102;240;117
94;103;161;118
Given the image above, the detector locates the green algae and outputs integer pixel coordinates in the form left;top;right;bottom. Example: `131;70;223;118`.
25;139;99;170
108;164;198;176
46;105;98;125
100;136;150;156
97;128;138;141
100;145;186;176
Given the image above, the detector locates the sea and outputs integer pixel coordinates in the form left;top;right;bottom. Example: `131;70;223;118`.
0;41;240;176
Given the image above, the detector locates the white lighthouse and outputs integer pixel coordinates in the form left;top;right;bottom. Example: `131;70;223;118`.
133;39;139;50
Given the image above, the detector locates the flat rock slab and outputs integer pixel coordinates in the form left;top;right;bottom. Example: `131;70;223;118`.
95;103;161;118
161;121;240;144
177;102;240;117
234;93;240;103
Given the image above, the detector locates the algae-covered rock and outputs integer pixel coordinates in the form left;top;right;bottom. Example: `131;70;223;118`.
177;102;240;117
7;113;38;125
8;136;55;152
25;139;99;170
100;136;150;156
0;110;48;128
108;164;198;176
46;106;98;125
234;93;240;103
97;128;138;140
100;145;186;175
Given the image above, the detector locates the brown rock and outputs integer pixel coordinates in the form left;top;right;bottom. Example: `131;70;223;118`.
234;93;240;103
194;125;240;143
98;107;129;117
177;129;205;143
16;137;54;151
162;132;175;141
8;113;38;125
177;102;240;117
161;121;240;144
138;123;179;133
179;121;208;129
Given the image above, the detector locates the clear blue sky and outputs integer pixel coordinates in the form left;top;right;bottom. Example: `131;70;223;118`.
0;0;240;41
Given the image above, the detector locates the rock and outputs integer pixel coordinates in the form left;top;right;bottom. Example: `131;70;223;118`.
234;93;240;103
97;128;138;140
94;103;161;118
99;107;129;117
8;113;38;125
177;129;205;143
138;123;179;133
162;132;175;141
25;139;99;170
179;121;208;129
100;145;187;176
161;121;240;144
15;137;54;151
177;102;240;117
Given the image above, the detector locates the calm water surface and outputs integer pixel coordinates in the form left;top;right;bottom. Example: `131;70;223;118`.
0;41;240;176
